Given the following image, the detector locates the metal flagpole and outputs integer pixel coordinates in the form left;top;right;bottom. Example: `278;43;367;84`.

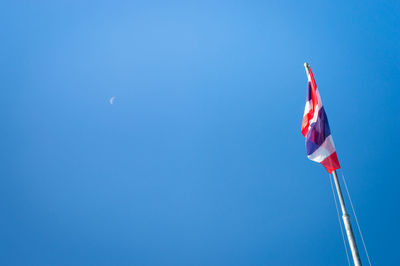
332;170;362;266
303;63;362;265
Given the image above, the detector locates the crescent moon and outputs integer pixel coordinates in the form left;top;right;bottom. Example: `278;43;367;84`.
109;96;115;104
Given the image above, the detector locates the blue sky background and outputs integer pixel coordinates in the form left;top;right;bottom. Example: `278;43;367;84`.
1;1;399;265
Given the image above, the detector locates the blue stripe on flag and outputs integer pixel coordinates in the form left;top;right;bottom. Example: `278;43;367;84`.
305;107;332;155
307;82;312;101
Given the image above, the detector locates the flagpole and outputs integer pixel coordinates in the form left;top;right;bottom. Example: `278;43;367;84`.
303;62;362;265
331;170;362;266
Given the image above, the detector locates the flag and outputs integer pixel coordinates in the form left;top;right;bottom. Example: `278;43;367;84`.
301;63;340;173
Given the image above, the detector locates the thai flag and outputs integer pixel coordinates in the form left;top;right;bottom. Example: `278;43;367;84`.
301;63;340;173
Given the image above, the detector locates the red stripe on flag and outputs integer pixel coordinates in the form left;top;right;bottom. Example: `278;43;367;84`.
320;152;341;173
301;109;313;136
308;68;319;112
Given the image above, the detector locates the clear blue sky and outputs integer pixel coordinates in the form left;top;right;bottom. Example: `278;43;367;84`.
1;1;399;265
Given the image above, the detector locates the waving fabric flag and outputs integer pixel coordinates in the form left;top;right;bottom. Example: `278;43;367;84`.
301;63;340;173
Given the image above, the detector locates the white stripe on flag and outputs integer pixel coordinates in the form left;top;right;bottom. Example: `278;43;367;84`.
303;100;312;116
307;135;336;163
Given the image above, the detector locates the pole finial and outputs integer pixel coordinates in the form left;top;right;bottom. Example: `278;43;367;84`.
304;62;310;76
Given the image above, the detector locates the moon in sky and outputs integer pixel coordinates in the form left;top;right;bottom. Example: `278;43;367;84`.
109;96;115;104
